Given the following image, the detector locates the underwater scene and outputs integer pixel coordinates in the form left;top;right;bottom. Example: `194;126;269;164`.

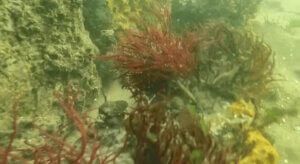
0;0;299;163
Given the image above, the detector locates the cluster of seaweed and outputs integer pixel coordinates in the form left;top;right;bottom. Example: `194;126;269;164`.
0;0;281;164
100;8;198;98
125;99;230;164
195;24;275;103
0;86;126;164
99;7;232;163
100;3;277;163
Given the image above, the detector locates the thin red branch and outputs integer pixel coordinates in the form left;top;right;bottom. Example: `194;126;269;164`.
0;103;28;164
0;85;126;163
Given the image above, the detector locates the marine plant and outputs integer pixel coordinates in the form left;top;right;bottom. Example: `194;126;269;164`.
0;86;126;164
195;24;275;103
100;8;198;98
125;100;230;164
106;0;169;33
99;3;279;164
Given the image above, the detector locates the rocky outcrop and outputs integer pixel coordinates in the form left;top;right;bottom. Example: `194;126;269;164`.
0;0;101;147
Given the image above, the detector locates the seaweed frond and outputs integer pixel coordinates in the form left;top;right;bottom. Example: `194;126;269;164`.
196;24;275;102
125;100;231;164
100;8;198;98
0;86;126;164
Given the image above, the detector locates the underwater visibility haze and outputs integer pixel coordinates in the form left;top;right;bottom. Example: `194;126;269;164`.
0;0;299;163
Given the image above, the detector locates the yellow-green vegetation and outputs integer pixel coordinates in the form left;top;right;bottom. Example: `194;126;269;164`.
107;0;143;31
106;0;168;33
196;24;274;102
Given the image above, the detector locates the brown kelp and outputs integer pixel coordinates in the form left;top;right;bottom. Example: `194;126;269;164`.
125;100;230;164
195;24;275;103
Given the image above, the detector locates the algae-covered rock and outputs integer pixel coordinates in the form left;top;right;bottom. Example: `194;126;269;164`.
106;0;152;32
1;0;101;109
83;0;114;53
0;0;101;147
82;0;118;89
106;0;169;33
98;100;128;128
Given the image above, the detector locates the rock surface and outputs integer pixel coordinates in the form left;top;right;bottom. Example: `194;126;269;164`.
0;0;101;148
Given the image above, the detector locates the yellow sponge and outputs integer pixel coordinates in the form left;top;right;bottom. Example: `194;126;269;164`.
229;99;255;117
229;99;279;164
238;129;279;164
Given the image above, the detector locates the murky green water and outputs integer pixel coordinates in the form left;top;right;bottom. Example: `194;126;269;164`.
0;0;299;163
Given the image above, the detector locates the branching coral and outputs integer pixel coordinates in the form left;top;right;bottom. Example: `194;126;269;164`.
0;86;126;164
100;8;198;97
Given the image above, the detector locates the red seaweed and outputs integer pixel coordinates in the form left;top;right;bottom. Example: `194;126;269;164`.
99;8;198;97
0;85;126;164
